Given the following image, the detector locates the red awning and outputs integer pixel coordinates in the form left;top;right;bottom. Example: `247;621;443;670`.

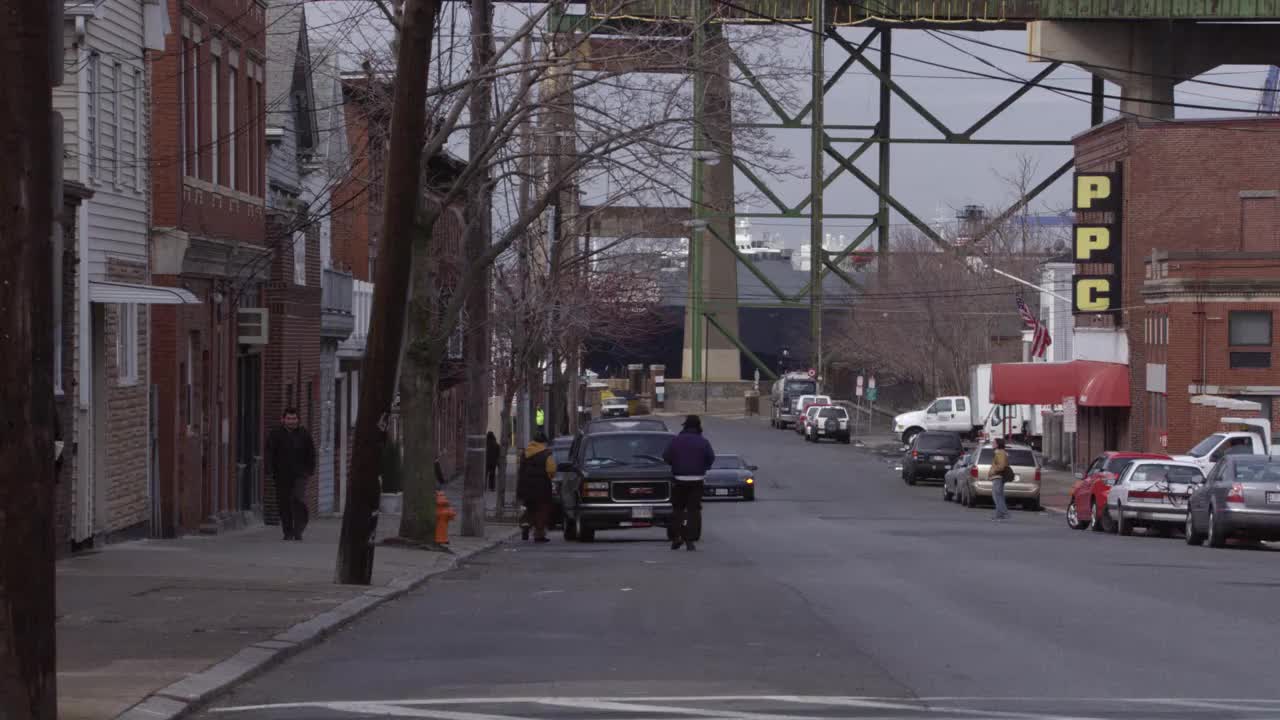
990;361;1130;407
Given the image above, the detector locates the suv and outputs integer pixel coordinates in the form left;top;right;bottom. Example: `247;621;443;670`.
559;430;675;542
958;442;1042;511
902;431;964;485
806;406;850;444
601;396;630;418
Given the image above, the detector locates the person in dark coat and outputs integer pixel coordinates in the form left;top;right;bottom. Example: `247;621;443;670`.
485;431;501;491
516;432;557;543
265;407;317;541
662;415;716;551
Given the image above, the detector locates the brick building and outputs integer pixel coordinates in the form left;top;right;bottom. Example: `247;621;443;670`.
998;116;1280;468
149;0;268;535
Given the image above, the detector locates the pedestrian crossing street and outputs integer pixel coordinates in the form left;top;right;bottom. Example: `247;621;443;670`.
214;694;1280;719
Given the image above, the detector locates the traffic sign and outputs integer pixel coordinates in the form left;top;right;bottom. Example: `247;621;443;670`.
868;376;876;389
866;387;878;402
855;375;864;397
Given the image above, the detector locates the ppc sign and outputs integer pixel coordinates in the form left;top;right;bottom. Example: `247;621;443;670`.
1072;171;1122;316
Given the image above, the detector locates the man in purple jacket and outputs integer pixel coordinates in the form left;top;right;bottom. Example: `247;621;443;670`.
662;415;716;551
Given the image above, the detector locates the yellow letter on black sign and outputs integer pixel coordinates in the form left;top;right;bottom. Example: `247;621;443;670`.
1073;172;1120;212
1073;276;1114;313
1074;225;1120;264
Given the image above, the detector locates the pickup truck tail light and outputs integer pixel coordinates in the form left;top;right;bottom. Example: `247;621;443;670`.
1227;482;1246;504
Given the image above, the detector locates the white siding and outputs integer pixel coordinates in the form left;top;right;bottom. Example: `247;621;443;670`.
52;26;80;183
78;0;150;280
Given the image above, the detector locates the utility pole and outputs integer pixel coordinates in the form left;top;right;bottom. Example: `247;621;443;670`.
514;33;534;459
461;0;494;536
0;1;59;716
337;0;438;585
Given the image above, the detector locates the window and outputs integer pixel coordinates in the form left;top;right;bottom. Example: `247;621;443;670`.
185;332;197;429
927;399;953;414
227;67;236;190
293;230;306;285
116;304;139;385
178;41;186;176
87;52;100;179
955;398;967;412
210;56;219;186
188;40;200;178
1229;311;1271;346
133;69;144;192
110;61;121;187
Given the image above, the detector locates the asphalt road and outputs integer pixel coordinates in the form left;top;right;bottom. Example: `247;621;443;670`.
206;417;1280;720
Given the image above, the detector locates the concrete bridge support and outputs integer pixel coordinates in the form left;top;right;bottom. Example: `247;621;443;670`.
1029;21;1279;120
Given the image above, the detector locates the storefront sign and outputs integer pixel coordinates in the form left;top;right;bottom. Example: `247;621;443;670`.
1062;396;1077;433
1072;171;1123;316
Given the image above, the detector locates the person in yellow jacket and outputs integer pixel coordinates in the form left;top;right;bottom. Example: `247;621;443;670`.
516;432;557;542
988;438;1013;521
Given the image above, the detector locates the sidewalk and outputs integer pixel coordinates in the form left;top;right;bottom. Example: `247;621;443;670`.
57;501;516;720
1038;466;1076;513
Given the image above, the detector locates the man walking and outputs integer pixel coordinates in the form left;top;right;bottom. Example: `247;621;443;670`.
663;415;715;551
988;438;1013;521
516;431;556;543
265;407;316;541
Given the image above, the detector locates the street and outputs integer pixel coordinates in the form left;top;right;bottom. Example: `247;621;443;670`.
205;416;1280;720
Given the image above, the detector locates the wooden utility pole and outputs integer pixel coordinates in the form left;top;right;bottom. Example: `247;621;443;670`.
461;0;494;536
337;0;439;585
0;0;59;716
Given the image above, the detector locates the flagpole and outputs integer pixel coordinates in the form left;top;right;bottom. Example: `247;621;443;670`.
989;267;1072;304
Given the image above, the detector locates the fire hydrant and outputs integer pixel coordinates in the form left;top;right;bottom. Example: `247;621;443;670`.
434;490;456;545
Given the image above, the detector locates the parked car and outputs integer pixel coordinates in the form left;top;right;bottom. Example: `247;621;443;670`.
601;396;630;418
902;431;964;486
1066;451;1171;531
806;406;851;443
1185;454;1280;547
703;454;757;501
1105;460;1205;536
943;448;977;502
794;396;831;435
958;442;1041;510
558;430;676;542
796;404;825;436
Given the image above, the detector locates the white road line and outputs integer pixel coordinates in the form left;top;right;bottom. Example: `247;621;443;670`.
531;698;831;720
769;696;1103;720
327;703;530;720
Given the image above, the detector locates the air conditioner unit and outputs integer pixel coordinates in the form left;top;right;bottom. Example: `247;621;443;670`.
237;308;269;345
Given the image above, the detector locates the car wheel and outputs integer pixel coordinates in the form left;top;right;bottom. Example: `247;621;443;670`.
1117;504;1134;536
902;428;921;446
1207;506;1228;548
1090;500;1105;532
1066;498;1088;530
563;514;579;541
1024;497;1042;513
745;488;755;501
943;484;954;502
903;469;916;486
961;485;973;507
1185;511;1205;545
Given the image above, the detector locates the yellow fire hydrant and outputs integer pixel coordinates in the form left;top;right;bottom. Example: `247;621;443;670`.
434;490;457;545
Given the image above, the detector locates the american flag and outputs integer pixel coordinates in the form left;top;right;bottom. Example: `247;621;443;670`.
1016;296;1052;359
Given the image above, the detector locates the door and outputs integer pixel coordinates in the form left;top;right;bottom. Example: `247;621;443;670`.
73;305;108;544
1077;456;1103;520
949;398;970;434
925;399;954;431
236;352;262;512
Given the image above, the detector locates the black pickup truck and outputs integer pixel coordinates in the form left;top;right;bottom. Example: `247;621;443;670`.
559;430;675;542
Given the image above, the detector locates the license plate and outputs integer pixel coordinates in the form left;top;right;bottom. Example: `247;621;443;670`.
1267;492;1280;504
818;430;826;435
631;506;653;519
932;455;947;462
715;488;728;496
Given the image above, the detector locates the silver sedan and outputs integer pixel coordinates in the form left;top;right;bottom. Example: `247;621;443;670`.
1186;454;1280;547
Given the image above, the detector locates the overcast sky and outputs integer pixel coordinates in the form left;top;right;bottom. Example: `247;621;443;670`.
307;1;1270;249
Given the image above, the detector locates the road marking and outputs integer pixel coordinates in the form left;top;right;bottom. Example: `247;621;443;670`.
774;696;1101;720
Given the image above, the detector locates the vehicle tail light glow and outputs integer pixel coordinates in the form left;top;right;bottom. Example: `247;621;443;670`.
912;450;919;459
1227;483;1245;504
1034;468;1041;483
970;467;978;479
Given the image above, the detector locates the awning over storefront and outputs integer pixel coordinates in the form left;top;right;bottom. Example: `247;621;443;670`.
89;281;200;305
991;360;1130;407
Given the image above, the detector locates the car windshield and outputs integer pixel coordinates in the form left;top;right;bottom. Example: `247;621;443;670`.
818;407;847;419
1127;464;1204;486
1187;433;1225;457
583;434;672;466
916;434;961;451
589;419;666;433
977;448;1037;466
786;380;817;397
1103;457;1138;474
603;398;627;406
711;455;744;469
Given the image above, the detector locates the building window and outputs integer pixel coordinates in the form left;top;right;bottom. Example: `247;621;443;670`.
293;230;306;285
178;41;186;176
185;332;198;429
111;61;122;188
1229;311;1271;346
187;39;200;178
210;56;220;186
227;67;236;190
87;52;100;179
132;68;144;192
116;304;139;385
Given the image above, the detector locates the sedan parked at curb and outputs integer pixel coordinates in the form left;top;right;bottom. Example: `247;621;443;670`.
902;431;964;486
1066;451;1171;531
1186;454;1280;548
943;449;977;502
703;454;757;501
1105;460;1204;537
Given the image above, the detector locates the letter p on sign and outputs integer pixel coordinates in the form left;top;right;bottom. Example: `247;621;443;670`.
1073;172;1120;212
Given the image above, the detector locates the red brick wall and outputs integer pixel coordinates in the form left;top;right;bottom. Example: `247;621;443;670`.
1074;117;1280;452
262;210;322;522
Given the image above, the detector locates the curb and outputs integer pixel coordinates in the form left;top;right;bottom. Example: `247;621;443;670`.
113;528;519;720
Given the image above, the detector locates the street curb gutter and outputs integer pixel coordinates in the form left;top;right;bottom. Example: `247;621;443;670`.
113;529;519;720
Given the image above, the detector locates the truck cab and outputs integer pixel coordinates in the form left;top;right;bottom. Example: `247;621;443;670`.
770;373;818;429
893;396;972;445
1173;417;1276;474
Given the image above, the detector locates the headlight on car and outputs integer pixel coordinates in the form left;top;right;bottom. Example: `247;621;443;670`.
746;477;754;485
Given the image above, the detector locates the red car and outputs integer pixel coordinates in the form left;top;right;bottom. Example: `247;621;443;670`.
1067;451;1171;531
